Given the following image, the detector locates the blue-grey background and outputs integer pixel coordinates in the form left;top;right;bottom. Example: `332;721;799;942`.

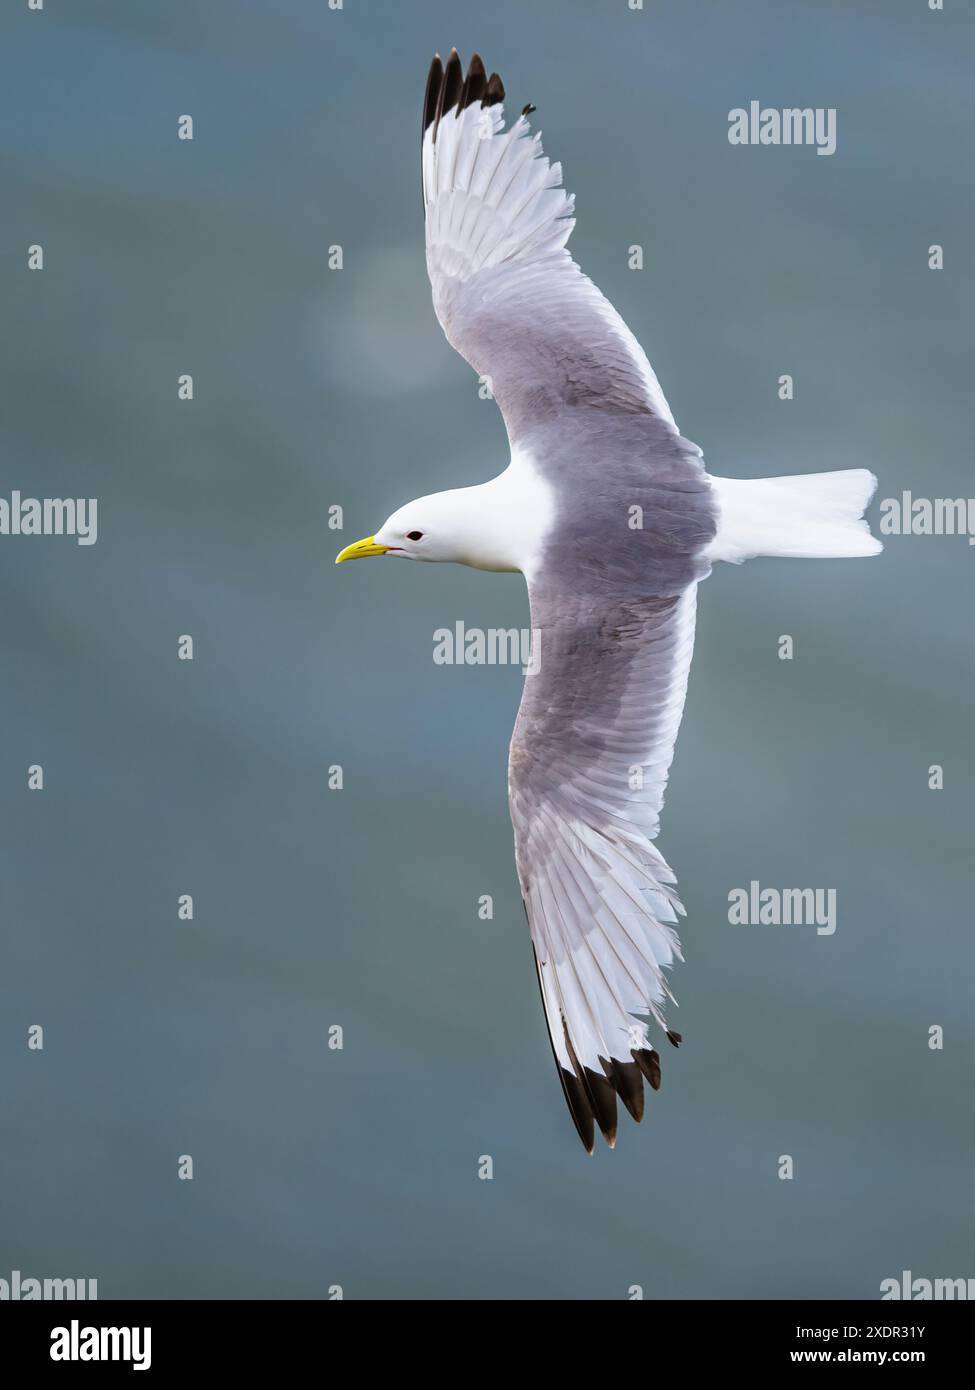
1;0;972;1300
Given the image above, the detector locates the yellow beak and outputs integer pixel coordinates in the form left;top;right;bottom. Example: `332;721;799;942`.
334;535;390;565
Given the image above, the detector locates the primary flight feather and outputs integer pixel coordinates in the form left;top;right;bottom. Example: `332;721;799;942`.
336;50;881;1153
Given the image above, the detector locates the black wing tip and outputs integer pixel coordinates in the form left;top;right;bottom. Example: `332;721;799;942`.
458;52;487;116
424;50;504;143
561;1055;663;1153
423;54;444;133
666;1029;682;1049
632;1047;662;1092
559;1067;596;1155
582;1066;619;1148
522;102;536;117
483;71;505;107
532;944;674;1154
566;1057;660;1152
442;47;463;103
605;1056;645;1124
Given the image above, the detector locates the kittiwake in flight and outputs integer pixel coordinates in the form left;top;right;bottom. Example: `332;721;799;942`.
336;50;882;1152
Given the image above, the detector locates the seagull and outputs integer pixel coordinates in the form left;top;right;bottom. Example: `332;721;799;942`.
336;50;882;1152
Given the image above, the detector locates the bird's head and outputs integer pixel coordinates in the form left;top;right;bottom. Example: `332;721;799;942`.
335;486;516;571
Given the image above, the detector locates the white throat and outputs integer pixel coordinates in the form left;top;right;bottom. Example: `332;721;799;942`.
432;449;555;576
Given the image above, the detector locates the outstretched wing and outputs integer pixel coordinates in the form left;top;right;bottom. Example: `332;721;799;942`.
422;50;679;446
510;580;700;1154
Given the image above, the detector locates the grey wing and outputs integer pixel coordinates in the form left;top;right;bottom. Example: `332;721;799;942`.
422;51;680;447
510;583;699;1153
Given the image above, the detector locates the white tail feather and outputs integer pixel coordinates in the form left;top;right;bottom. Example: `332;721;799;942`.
705;468;883;563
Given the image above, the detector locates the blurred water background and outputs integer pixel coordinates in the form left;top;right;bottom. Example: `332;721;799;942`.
1;0;973;1299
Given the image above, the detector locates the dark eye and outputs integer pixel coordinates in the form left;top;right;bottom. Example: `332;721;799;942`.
406;530;424;541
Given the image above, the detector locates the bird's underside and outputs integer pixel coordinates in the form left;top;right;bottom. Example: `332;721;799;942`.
418;50;880;1153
